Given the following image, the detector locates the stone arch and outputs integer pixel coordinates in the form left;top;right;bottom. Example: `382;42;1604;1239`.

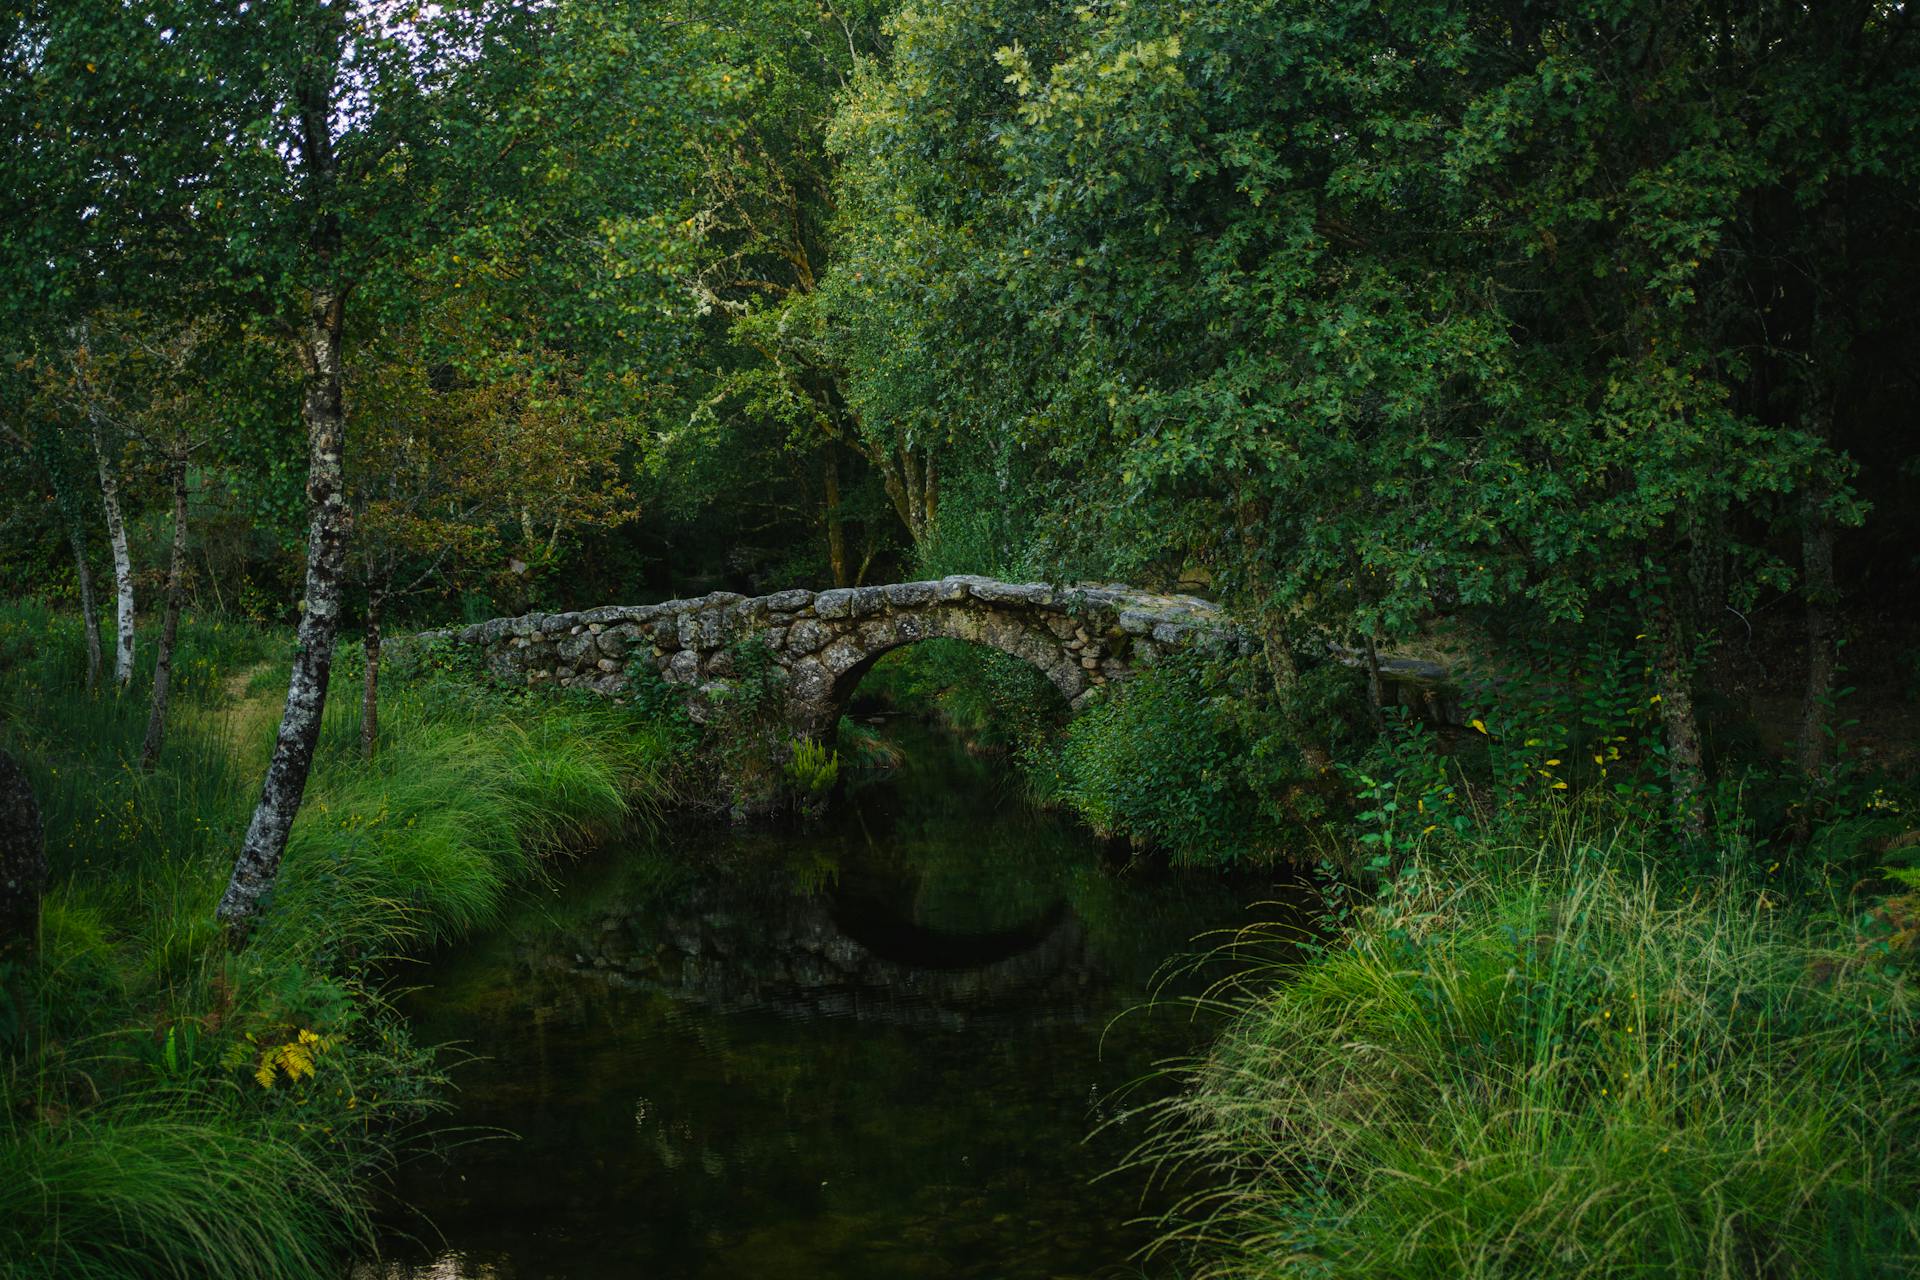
799;606;1085;743
416;576;1250;742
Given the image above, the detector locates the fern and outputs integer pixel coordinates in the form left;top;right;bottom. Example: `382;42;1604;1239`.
782;736;840;797
227;1028;332;1090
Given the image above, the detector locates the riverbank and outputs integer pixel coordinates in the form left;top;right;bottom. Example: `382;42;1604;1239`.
1144;813;1920;1278
5;604;1918;1278
0;605;679;1278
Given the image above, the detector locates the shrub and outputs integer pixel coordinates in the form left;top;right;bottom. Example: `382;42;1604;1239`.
1052;656;1281;865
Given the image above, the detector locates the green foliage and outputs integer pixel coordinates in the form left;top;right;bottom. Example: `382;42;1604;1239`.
1051;656;1282;865
0;605;677;1278
1146;822;1920;1279
835;715;905;772
782;736;840;798
827;0;1920;792
864;637;1067;757
0;1090;387;1280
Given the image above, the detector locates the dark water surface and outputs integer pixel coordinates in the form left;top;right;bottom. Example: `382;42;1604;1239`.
360;721;1310;1279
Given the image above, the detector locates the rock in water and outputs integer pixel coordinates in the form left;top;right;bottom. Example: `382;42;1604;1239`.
0;748;45;962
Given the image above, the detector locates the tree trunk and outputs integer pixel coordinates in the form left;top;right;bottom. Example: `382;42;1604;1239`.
873;439;937;547
1798;476;1840;781
1362;630;1386;731
361;588;383;759
218;286;352;944
1231;491;1331;774
824;454;849;588
140;451;191;771
0;748;45;966
67;519;102;693
1652;600;1707;839
91;418;135;690
1259;615;1332;774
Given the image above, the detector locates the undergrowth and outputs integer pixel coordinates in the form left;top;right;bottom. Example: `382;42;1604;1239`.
1138;811;1920;1279
0;603;678;1279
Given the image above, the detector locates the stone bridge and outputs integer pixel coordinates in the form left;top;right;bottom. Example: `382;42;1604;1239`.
417;576;1248;740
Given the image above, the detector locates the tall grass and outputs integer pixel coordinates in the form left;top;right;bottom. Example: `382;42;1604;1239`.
0;1090;380;1280
0;603;679;1279
1140;818;1920;1279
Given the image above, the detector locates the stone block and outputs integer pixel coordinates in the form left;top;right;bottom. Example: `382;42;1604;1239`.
763;588;814;611
787;618;832;655
1049;661;1088;699
813;588;855;619
819;637;866;676
968;580;1052;606
678;610;725;650
788;657;831;702
883;581;939;608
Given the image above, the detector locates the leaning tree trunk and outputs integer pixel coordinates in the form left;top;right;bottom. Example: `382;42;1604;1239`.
872;438;938;547
360;586;384;759
66;519;102;693
0;748;45;966
217;287;352;944
1652;600;1708;840
90;418;136;690
140;451;191;771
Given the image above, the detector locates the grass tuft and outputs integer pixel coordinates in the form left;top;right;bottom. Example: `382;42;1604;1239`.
1141;820;1920;1279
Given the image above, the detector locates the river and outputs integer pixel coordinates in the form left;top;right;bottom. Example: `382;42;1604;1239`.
359;717;1310;1279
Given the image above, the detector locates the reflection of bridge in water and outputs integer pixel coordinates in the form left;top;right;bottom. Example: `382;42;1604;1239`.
539;872;1102;1031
